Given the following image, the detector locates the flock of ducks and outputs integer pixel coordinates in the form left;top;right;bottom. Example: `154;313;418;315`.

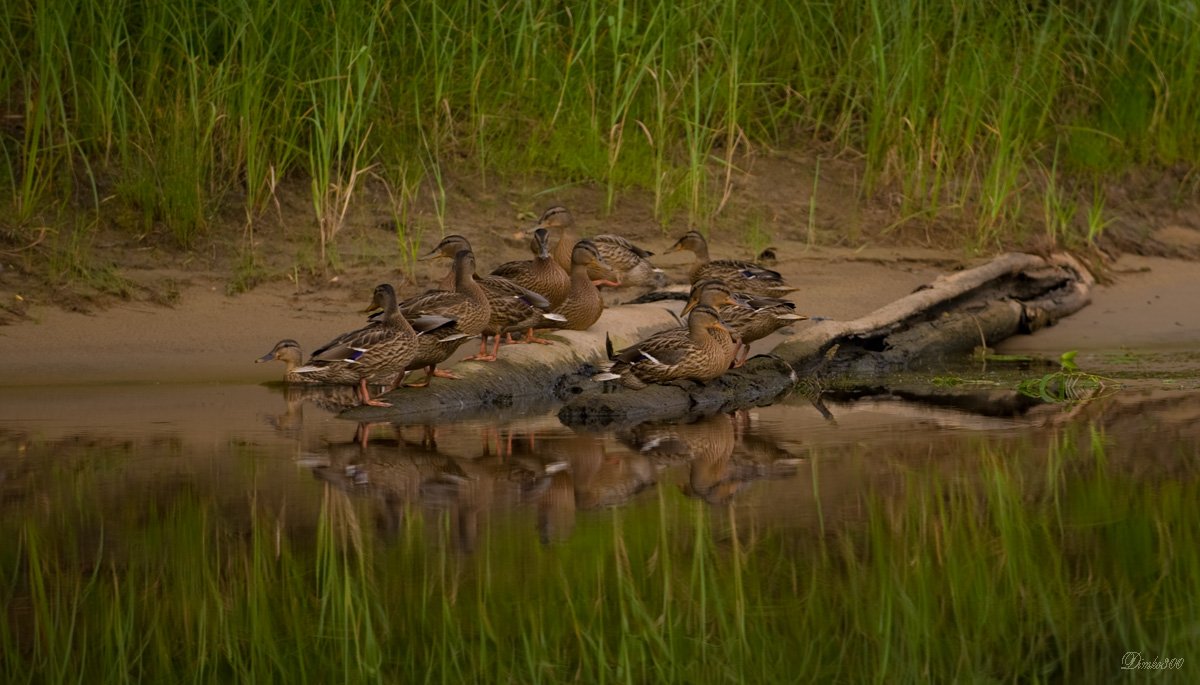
257;206;806;406
307;412;802;547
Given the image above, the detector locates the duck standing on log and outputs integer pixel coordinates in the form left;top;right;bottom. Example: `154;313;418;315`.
665;230;797;298
542;239;610;332
684;278;809;367
593;304;737;390
419;235;566;359
491;227;571;309
398;249;492;386
678;278;750;368
534;205;661;290
285;284;429;406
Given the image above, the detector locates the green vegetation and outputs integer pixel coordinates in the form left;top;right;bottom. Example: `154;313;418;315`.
1;0;1198;260
2;428;1197;682
1017;350;1119;403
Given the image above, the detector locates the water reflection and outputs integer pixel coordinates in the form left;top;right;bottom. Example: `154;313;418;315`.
619;413;799;504
3;382;1200;545
4;380;1200;680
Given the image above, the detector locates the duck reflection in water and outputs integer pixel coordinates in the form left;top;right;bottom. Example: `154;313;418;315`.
308;422;469;544
623;413;800;505
259;383;380;438
542;433;657;511
307;422;571;550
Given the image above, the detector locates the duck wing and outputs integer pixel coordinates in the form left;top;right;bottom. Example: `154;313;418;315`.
614;328;695;367
309;321;400;364
595;234;655;258
400;289;469;318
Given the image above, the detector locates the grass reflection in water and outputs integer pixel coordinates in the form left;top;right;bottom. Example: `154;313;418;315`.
2;425;1197;683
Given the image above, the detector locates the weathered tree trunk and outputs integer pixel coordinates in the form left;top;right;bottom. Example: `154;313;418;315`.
773;252;1093;376
344;253;1093;426
558;253;1094;426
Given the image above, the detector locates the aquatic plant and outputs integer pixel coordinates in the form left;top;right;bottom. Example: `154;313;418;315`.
1017;350;1119;404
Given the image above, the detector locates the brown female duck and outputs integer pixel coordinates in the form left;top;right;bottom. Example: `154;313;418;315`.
398;249;492;386
665;230;797;297
593;304;736;389
257;339;399;387
534;205;660;289
490;228;571;308
543;239;610;331
683;278;808;367
256;339;314;383
289;284;419;406
678;278;749;368
420;235;566;359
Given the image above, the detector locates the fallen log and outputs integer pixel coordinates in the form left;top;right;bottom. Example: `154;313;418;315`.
343;252;1093;426
773;252;1094;375
556;252;1094;426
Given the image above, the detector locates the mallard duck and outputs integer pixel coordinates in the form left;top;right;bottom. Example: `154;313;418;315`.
399;249;493;386
683;278;808;367
534;205;660;288
421;234;567;359
593;304;736;389
665;230;797;297
256;339;316;383
677;278;748;368
490;228;571;308
543;239;610;331
289;284;420;406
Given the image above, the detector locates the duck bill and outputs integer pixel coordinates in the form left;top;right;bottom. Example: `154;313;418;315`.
664;240;683;254
538;243;551;259
417;247;446;261
255;352;277;364
681;299;699;316
713;321;736;334
362;296;383;314
727;293;751;309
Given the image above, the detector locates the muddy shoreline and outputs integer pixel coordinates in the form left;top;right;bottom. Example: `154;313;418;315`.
3;247;1199;389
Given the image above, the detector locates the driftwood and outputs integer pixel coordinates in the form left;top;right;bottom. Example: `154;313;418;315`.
344;252;1093;426
773;252;1094;376
557;252;1094;426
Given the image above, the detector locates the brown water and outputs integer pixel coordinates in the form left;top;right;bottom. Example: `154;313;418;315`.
3;369;1198;549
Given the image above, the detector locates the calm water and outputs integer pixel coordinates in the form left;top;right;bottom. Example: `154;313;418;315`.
2;368;1199;681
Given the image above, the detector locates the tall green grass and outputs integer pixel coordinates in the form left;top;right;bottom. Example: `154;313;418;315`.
2;428;1197;682
1;0;1197;255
